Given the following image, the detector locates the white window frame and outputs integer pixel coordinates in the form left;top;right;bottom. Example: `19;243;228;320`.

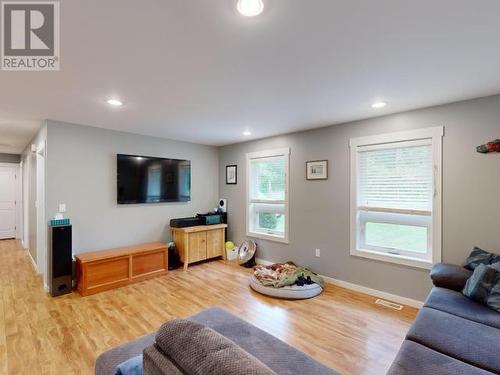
246;148;290;244
349;127;443;269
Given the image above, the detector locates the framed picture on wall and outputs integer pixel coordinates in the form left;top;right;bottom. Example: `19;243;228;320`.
226;165;237;184
306;160;328;180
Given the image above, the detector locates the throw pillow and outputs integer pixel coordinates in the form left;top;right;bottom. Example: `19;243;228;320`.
487;263;500;312
488;277;500;312
462;263;500;312
463;247;500;270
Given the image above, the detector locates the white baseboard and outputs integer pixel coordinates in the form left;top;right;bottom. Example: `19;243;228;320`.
321;275;424;308
256;258;274;266
255;258;424;309
26;249;39;274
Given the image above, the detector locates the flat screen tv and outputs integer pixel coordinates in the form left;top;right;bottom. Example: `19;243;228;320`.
117;154;191;204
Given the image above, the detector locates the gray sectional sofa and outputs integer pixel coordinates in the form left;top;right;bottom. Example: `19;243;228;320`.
388;263;500;375
96;263;500;375
95;307;338;375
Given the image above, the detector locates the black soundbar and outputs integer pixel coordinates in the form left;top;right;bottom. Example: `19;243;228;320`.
169;217;202;228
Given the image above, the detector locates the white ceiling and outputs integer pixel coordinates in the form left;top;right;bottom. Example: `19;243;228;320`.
1;0;500;153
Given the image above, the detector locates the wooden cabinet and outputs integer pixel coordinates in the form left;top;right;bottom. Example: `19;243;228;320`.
189;231;207;263
171;224;227;271
206;229;224;259
75;242;167;296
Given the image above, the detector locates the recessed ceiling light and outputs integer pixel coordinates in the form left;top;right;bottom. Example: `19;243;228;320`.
237;0;264;17
371;101;387;109
243;130;252;136
107;99;123;107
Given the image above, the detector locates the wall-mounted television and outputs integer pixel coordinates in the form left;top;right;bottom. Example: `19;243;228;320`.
117;154;191;204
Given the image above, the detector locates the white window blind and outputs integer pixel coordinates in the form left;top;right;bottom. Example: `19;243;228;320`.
246;148;289;243
358;142;433;213
249;157;286;201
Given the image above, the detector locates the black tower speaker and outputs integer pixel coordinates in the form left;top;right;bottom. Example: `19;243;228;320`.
48;225;72;297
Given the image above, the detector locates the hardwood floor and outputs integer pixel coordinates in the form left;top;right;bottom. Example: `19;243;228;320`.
0;239;417;375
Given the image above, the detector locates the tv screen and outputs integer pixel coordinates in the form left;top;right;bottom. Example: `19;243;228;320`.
117;154;191;204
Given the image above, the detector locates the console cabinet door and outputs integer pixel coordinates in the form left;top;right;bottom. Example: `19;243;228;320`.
206;229;224;259
188;231;207;262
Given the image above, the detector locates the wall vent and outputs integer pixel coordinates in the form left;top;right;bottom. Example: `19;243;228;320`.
375;299;403;311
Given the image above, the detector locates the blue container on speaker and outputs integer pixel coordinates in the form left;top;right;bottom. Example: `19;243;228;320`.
49;218;71;227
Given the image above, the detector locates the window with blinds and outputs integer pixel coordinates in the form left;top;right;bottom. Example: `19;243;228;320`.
358;141;433;213
350;127;443;269
246;148;289;243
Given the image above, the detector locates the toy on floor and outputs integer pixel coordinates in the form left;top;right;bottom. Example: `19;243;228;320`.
225;241;238;260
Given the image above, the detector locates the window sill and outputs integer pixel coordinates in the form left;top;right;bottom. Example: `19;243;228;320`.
350;248;433;270
247;231;289;244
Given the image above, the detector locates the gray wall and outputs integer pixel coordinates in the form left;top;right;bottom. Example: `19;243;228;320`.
0;153;20;163
219;95;500;302
46;121;219;253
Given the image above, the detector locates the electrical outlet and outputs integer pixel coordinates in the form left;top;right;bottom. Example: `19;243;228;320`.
59;203;66;213
315;248;321;257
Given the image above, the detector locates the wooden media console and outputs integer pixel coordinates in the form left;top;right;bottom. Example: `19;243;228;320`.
75;242;168;296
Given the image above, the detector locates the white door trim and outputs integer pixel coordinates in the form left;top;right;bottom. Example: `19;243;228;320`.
21;158;29;249
35;142;47;288
17;161;23;241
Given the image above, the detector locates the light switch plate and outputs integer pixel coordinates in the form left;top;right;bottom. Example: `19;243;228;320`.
59;203;66;213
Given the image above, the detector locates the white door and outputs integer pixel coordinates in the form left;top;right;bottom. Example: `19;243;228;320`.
0;164;17;239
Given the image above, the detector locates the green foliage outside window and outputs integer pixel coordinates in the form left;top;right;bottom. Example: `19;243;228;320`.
259;213;278;229
256;159;285;200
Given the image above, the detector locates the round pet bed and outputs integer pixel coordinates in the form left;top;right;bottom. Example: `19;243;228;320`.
250;276;323;300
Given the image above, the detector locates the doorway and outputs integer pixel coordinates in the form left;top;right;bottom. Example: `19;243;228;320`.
0;163;19;239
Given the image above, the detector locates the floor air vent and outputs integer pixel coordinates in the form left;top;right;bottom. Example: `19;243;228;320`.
375;299;403;311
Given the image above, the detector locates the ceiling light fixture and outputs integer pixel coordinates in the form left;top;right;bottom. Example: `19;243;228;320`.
371;101;387;109
243;130;252;136
107;99;123;107
237;0;264;17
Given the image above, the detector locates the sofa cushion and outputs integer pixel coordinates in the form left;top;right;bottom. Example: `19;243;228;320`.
430;263;472;291
424;287;500;329
155;319;276;375
143;345;184;375
464;247;500;270
388;340;494;375
407;307;500;373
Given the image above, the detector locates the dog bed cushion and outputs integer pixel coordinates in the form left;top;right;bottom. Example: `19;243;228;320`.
250;276;322;299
